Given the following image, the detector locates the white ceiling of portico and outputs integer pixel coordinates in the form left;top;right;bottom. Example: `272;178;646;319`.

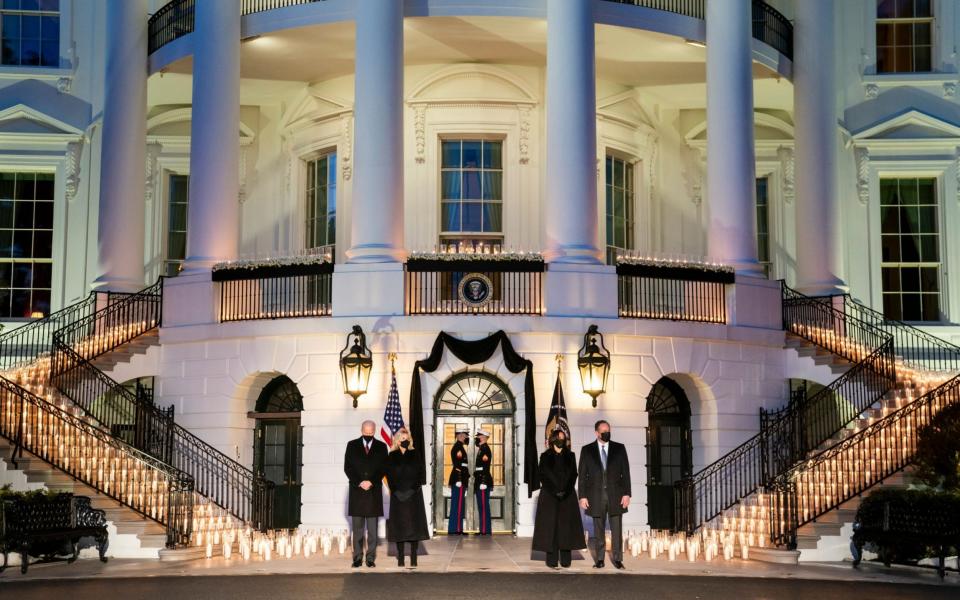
153;16;792;111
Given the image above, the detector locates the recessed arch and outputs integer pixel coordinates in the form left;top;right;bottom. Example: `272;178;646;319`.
434;370;516;415
252;374;304;530
645;375;693;531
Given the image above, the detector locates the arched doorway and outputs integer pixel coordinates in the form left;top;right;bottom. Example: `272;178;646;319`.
645;377;693;530
433;371;516;534
252;375;303;529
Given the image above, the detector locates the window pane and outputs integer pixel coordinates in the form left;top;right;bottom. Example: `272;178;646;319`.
462;171;481;200
877;46;893;73
32;229;51;258
881;234;900;262
441;202;460;232
482;203;502;233
922;294;939;321
15;174;34;200
901;235;920;262
894;47;913;73
880;205;899;234
33;261;50;287
462;141;481;168
0;199;11;228
441;171;460;200
902;294;922;321
913;47;931;72
919;235;938;262
482;171;502;200
35;173;53;200
877;0;897;18
462;202;482;232
920;266;938;292
482;141;501;169
899;206;918;233
441;141;460;169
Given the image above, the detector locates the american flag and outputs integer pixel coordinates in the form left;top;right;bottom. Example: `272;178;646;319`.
380;367;405;446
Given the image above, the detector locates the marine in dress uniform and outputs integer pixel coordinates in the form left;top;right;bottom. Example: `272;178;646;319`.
473;430;493;535
447;428;471;534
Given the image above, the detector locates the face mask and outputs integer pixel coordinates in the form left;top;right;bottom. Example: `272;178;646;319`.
461;437;469;446
474;438;482;446
400;440;410;449
552;439;565;449
362;435;374;443
599;432;611;443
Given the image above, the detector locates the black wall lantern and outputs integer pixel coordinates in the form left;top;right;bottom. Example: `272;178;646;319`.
340;325;372;408
577;324;610;407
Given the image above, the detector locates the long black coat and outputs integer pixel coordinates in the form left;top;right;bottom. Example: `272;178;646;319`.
577;440;632;518
385;448;430;542
532;448;586;552
343;437;388;517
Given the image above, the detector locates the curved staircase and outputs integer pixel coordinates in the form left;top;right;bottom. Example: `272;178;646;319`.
0;280;273;559
675;285;960;562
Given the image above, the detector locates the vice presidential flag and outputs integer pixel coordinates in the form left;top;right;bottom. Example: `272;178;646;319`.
545;371;571;446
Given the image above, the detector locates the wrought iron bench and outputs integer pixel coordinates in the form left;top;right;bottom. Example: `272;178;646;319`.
1;493;108;574
852;493;960;579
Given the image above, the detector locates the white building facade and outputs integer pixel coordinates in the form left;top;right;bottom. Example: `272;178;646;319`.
1;0;958;559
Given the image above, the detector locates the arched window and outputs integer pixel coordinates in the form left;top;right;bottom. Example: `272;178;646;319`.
435;371;514;414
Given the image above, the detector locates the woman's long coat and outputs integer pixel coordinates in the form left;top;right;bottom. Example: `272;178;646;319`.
532;447;587;552
385;448;430;543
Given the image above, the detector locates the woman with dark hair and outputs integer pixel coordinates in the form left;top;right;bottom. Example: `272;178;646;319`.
532;429;586;568
385;427;430;567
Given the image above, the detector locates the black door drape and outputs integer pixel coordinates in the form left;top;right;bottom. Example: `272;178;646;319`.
408;331;539;497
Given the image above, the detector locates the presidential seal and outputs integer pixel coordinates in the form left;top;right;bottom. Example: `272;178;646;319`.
458;273;493;307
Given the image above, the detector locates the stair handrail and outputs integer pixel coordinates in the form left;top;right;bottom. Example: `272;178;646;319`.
0;376;194;547
767;372;960;548
0;291;99;371
50;339;274;530
673;341;897;533
840;295;960;374
53;279;163;364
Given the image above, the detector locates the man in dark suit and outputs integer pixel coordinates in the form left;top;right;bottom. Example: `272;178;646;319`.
578;419;631;569
344;420;388;567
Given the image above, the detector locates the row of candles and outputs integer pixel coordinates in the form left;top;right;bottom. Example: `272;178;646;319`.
198;527;350;561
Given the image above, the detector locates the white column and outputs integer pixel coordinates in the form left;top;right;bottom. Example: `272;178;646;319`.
183;0;240;271
705;0;761;275
544;0;601;264
346;0;404;263
93;0;147;292
794;0;845;295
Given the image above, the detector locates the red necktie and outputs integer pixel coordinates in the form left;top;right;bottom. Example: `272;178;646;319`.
364;442;370;455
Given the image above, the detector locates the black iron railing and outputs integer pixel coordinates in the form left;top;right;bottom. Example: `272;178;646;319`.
840;295;960;374
673;283;897;534
673;342;896;533
617;263;732;323
215;263;333;322
0;377;194;547
0;292;101;371
768;373;960;548
148;0;793;61
49;282;274;530
751;0;793;60
404;259;543;315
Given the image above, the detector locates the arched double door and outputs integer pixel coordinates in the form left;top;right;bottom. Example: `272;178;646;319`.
252;376;303;529
433;371;516;534
645;377;693;531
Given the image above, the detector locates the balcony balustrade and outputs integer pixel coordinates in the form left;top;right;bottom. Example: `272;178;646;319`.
616;259;733;324
214;260;334;323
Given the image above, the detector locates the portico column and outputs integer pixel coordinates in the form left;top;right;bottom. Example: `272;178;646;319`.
705;0;761;275
794;0;845;295
183;0;240;271
93;0;147;292
544;0;601;264
346;0;404;263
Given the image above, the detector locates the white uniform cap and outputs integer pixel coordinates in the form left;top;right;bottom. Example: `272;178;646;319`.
476;430;490;437
455;427;470;434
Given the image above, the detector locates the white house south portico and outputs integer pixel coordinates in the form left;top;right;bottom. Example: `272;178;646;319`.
1;0;959;575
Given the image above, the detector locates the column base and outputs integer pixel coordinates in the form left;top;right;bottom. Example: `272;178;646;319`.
345;244;406;264
332;262;405;317
794;278;848;297
91;275;147;294
543;263;618;318
543;245;603;265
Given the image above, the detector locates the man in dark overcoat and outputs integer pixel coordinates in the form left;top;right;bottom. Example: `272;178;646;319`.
344;419;388;567
577;419;631;569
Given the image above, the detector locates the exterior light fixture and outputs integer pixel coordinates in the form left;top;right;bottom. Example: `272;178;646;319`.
340;325;372;408
577;324;610;408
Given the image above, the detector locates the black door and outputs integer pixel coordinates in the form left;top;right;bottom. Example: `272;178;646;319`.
645;378;692;531
252;376;304;530
255;418;303;529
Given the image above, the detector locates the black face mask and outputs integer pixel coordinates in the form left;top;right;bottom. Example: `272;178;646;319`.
552;439;565;449
461;437;469;446
362;435;374;443
474;438;482;446
400;440;410;449
599;432;611;443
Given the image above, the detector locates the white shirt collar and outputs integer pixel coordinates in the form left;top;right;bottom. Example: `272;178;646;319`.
598;440;609;450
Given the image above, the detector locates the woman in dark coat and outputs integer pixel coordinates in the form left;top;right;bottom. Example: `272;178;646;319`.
532;429;586;568
385;427;430;567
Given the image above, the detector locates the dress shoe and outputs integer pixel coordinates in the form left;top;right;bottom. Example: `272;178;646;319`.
397;556;405;567
593;560;605;568
352;559;362;568
613;560;625;570
410;555;418;567
366;560;375;568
